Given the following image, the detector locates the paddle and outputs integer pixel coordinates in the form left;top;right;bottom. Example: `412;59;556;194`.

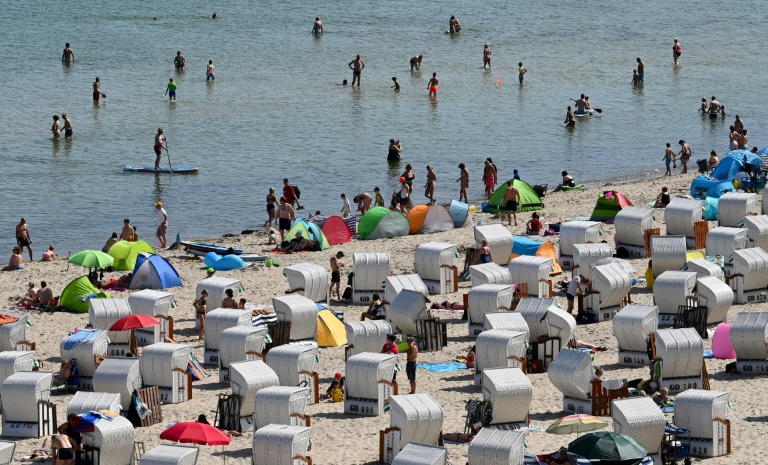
165;141;173;176
570;98;602;113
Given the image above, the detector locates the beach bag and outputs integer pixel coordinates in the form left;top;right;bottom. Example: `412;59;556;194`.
342;286;352;300
293;185;301;199
548;222;561;233
533;184;548;197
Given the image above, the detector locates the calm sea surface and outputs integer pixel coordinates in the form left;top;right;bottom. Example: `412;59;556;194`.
1;1;766;252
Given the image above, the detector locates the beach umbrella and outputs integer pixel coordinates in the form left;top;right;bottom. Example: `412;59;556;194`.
546;414;608;435
160;422;232;445
568;431;648;465
68;250;114;268
107;240;155;271
592;257;637;274
109;314;161;331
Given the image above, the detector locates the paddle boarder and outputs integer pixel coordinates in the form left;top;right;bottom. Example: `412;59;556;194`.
348;55;365;86
483;44;492;68
312;17;323;33
93;77;105;101
574;94;588;114
174;51;186;70
154;128;167;170
155;202;168;248
165;77;177;100
61;42;74;64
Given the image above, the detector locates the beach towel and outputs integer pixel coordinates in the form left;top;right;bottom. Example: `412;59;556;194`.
0;314;19;325
252;312;278;328
703;349;714;358
187;353;210;380
417;362;467;372
64;329;100;350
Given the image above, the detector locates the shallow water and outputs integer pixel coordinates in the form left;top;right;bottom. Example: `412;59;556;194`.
1;0;766;252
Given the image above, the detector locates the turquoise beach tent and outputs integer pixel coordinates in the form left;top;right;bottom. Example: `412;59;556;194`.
285;219;330;250
448;200;472;228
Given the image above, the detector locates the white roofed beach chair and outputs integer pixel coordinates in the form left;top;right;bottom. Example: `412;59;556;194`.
559;221;602;268
67;391;121;416
252;424;311;465
414;242;458;295
229;360;279;431
572;243;612;280
139;342;191;404
345;352;397;416
92;358;142;411
744;214;768;249
272;295;318;342
548;349;596;414
89;298;133;350
195;277;241;328
385;274;429;308
353;252;390;303
266;343;318;399
60;329;109;379
475;224;513;266
128;290;175;345
517;297;575;344
203;308;251;364
653;271;697;323
584;263;633;321
467;428;525;465
218;325;267;382
613;304;658;367
1;372;54;438
0;312;34;352
469;262;512;287
683;258;724;281
730;312;768;371
345;320;392;358
283;262;329;303
705;227;746;264
467;284;515;337
0;350;35;389
81;415;135;465
139;445;199;465
653;328;704;393
391;443;447;465
674;389;731;457
612;396;666;454
717;192;756;227
664;198;704;248
253;385;311;431
381;393;444;463
696;276;733;326
482;367;532;428
729;248;768;304
508;256;553;298
650;236;687;278
475;330;527;383
483;312;530;341
388;289;428;336
615;206;654;248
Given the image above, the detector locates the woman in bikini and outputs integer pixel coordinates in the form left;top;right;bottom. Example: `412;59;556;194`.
425;165;437;205
265;188;278;227
221;288;238;308
193;289;208;340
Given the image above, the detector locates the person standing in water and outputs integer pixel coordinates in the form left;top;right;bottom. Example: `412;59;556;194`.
206;60;215;81
93;77;105;101
61;114;73;138
483;44;491;68
427;73;439;96
265;188;278;227
672;39;681;65
636;58;644;82
425;165;437;205
663;143;675;175
312;17;323;33
678;140;692;174
564;106;575;126
518;62;527;83
449;16;461;33
51;115;61;139
410;54;423;71
165;78;177;100
61;43;74;64
174;51;186;70
15;218;33;261
154;128;167;170
483;159;496;198
457;163;469;203
391;77;400;91
348;55;365;86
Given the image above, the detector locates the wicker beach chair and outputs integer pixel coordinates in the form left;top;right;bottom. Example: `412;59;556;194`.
385;274;429;308
572;243;613;280
517;297;575;343
0;350;35;389
615;206;655;247
612;304;658;367
482;312;530;341
508;256;553;298
674;389;731;458
730;248;768;303
391;443;447;465
67;391;121;416
559;221;602;264
345;352;397;416
139;445;199;465
194;277;241;328
730;312;768;364
1;372;55;438
0;441;15;465
128;290;175;345
684;258;725;281
389;289;429;336
665;198;704;246
717;192;757;227
81;415;135;465
0;312;33;351
482;367;532;427
229;360;279;431
653;271;697;316
586;263;633;314
254;385;311;430
272;295;318;341
474;224;513;266
467;428;525;465
468;262;513;287
139;343;191;404
475;330;527;379
696;276;733;325
654;328;704;393
353;252;390;303
548;349;594;402
92;358;142;411
283;262;329;303
60;329;109;380
467;284;515;336
612;397;666;454
252;424;311;465
650;236;687;278
218;326;267;380
266;343;318;392
706;227;747;263
89;298;133;351
414;242;458;295
743;214;768;249
203;308;251;363
345;320;393;358
381;394;444;464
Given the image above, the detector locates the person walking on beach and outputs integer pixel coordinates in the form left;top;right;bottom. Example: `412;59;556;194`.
425;165;437;205
265;187;277;227
410;54;423;71
174;51;186;70
397;178;411;214
155;202;168;248
678;140;692;174
636;58;644;82
329;251;344;300
518;62;527;83
206;60;215;81
340;193;351;217
61;43;74;64
427;73;439;96
672;39;681;65
283;178;304;210
51;115;61;139
165;78;177;100
405;337;418;394
61;114;73;138
120;219;135;241
312;17;323;33
154;128;167;170
348;55;365;86
503;182;521;226
457;163;469;203
93;77;106;101
16;218;32;261
663;143;675;175
277;197;296;241
483;44;492;68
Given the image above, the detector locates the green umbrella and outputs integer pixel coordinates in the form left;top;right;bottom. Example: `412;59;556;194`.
568;431;648;465
68;250;115;268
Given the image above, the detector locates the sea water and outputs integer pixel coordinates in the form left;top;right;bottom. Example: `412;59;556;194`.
0;0;765;251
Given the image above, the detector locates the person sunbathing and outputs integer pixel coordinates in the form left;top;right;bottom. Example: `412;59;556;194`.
362;293;388;320
22;437;53;461
526;212;542;234
17;282;39;307
53;361;71;385
548;448;576;465
465;345;476;369
277;231;316;253
430;300;464;310
1;246;24;271
442;432;476;443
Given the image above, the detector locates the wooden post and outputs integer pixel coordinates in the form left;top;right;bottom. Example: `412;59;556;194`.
694;221;709;250
644;228;660;258
379;427;400;463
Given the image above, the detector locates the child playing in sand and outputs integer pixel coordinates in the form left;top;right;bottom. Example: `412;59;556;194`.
268;229;277;246
321;372;345;400
328;380;344;402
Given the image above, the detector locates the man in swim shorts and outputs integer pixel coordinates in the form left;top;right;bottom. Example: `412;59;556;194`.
410;54;423;71
503;182;521;226
165;78;177;100
312;17;323;33
62;113;73;138
483;160;496;198
636;57;644;82
16;218;32;261
483;44;491;68
174;51;186;70
61;42;75;64
329;251;344;299
154;128;167;170
518;62;527;83
207;60;215;81
348;55;365;86
427;73;438;96
52;433;75;465
120;219;135;241
277;197;296;241
93;77;103;101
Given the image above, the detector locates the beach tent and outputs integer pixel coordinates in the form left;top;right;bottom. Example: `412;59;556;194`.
316;309;347;347
321;216;352;245
358;207;410;240
486;179;544;214
407;205;454;234
509;237;562;275
285;219;330;250
590;191;633;221
448;200;472;228
61;276;110;313
690;176;736;200
711;149;763;181
107;240;155;271
128;253;182;290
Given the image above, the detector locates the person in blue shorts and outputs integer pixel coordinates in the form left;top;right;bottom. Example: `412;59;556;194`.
165;78;177;100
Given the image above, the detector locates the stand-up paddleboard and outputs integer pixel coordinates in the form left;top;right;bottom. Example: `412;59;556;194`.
181;240;244;255
123;166;199;174
574;110;593;117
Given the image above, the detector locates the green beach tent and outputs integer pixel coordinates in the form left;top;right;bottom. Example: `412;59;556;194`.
486;179;544;214
107;240;156;271
358;207;410;240
285;219;330;250
60;276;110;313
590;190;633;221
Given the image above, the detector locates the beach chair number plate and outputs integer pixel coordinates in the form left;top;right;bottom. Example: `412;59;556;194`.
746;293;768;302
667;382;699;392
488;422;524;431
738;362;768;373
344;400;378;416
566;403;585;413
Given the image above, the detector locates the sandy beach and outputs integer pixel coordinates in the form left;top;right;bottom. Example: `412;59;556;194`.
4;170;766;464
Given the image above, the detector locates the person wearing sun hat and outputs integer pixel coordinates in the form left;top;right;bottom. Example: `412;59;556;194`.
155;201;168;248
